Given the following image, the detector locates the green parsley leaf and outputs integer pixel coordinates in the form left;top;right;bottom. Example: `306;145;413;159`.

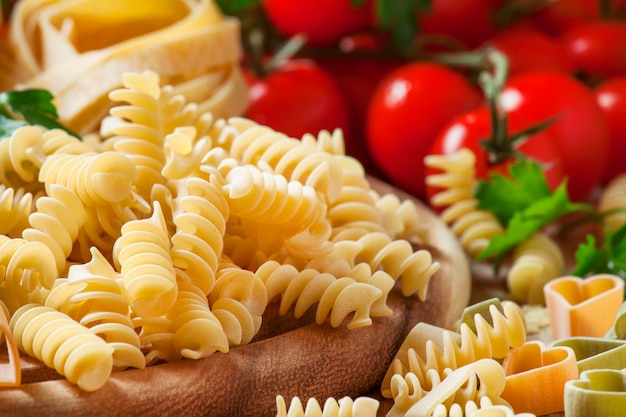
0;89;79;139
215;0;260;15
477;183;581;263
474;159;552;225
572;224;626;279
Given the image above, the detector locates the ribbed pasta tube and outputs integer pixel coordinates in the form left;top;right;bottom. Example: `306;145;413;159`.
257;259;395;329
170;176;229;295
425;149;505;259
507;232;565;305
208;259;267;346
44;247;145;371
275;395;379;417
382;301;526;398
354;232;440;299
113;201;177;318
22;184;86;274
9;303;114;392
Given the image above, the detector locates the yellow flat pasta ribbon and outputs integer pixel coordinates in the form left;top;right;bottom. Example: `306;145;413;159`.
564;369;626;417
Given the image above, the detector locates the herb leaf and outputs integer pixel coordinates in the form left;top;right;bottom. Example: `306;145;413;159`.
375;0;431;46
215;0;261;14
0;89;79;138
475;159;552;225
572;225;626;279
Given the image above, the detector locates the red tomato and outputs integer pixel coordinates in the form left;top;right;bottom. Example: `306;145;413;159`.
595;76;626;181
317;56;402;171
481;29;575;78
561;21;626;80
244;59;350;140
261;0;374;46
498;71;610;201
426;107;566;203
531;0;600;36
417;0;499;49
366;62;483;199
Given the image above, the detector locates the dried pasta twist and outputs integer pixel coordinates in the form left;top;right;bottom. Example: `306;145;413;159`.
425;149;505;259
170;176;229;295
208;259;268;346
353;232;440;299
387;359;512;417
22;184;86;274
113;201;177;318
227;119;344;203
597;172;626;232
506;232;565;305
0;235;57;294
166;277;229;359
9;303;114;392
256;259;394;329
0;126;46;193
43;247;145;371
0;185;35;238
371;190;428;241
382;301;526;398
275;395;379;417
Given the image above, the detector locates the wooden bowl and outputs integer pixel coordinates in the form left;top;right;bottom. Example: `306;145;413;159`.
0;177;471;417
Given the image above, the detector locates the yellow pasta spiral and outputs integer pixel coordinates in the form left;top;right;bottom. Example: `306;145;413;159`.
597;172;626;232
9;303;114;392
0;235;57;293
425;149;505;259
276;395;379;417
0;185;35;238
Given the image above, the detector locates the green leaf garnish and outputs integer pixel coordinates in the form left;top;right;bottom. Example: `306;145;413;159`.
474;159;591;265
215;0;260;15
375;0;431;46
0;89;79;139
475;159;552;225
572;224;626;279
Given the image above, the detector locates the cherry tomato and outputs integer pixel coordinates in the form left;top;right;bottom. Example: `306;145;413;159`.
317;56;402;171
498;71;610;201
426;106;566;203
531;0;600;36
366;62;483;199
417;0;499;49
261;0;374;46
595;76;626;181
561;21;626;80
481;28;575;79
244;59;350;140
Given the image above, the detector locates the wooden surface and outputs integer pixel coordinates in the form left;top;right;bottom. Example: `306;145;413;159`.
0;176;473;417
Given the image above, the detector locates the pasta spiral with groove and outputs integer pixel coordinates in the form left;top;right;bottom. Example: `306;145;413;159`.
0;185;35;238
425;149;505;259
43;247;145;371
0;235;58;294
597;172;626;232
275;395;379;417
381;301;526;398
9;303;114;392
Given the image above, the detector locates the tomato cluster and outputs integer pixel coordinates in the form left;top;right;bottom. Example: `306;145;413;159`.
231;0;626;203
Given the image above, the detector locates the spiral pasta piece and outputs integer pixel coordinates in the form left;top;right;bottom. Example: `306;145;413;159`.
382;301;526;398
0;235;58;293
387;359;512;417
170;176;228;294
22;184;86;274
167;277;229;359
113;201;177;318
354;232;440;299
425;149;505;259
275;395;379;417
372;190;427;241
506;232;565;305
44;247;145;371
227;119;344;203
0;125;46;193
0;185;35;238
208;259;267;346
9;303;114;391
597;172;626;232
257;259;394;329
